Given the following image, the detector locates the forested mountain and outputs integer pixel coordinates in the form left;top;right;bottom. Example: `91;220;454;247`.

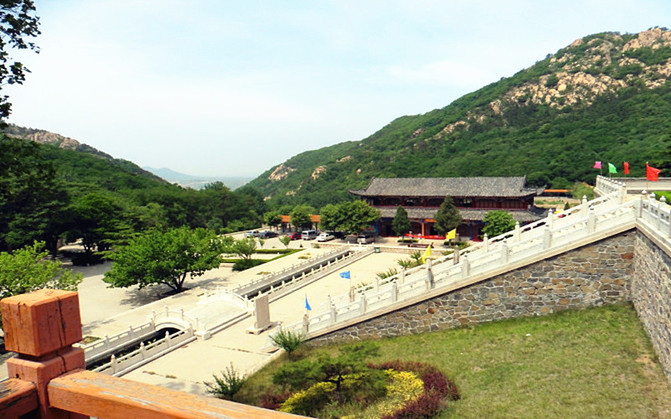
248;28;671;210
0;131;265;254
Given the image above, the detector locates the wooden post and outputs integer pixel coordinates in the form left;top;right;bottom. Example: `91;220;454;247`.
1;289;87;419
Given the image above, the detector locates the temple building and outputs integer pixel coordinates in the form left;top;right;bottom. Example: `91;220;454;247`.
350;176;547;240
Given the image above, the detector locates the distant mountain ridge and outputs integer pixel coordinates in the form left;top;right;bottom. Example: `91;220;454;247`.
143;167;251;190
3;123;165;182
248;28;671;209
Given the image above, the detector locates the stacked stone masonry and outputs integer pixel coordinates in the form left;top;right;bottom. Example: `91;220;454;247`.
312;232;636;345
631;232;671;380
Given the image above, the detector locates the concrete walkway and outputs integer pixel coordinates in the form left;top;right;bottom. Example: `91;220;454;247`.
121;251;402;395
1;234;440;389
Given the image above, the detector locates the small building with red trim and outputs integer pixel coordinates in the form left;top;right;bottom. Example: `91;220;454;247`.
350;177;546;240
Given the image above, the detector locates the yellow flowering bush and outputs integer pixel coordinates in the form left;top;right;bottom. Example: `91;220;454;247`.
359;369;424;418
279;381;335;416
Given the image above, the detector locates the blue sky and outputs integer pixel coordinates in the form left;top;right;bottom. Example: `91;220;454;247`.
6;1;671;177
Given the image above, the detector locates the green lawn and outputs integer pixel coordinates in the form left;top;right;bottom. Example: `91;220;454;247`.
239;304;671;418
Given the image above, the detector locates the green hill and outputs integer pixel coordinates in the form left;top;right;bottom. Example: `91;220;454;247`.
0;129;265;253
248;28;671;209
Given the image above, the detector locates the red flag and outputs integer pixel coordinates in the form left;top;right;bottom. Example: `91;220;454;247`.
646;163;661;181
623;162;629;175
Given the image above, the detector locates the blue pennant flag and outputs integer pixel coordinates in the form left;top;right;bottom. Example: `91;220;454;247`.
340;271;351;279
305;295;312;311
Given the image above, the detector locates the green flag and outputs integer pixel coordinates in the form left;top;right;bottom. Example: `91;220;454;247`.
608;163;617;174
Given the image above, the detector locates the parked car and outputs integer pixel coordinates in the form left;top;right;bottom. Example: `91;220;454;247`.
330;231;346;239
357;232;375;244
259;230;278;238
301;230;319;240
345;234;358;244
286;232;301;240
244;230;260;238
316;232;335;242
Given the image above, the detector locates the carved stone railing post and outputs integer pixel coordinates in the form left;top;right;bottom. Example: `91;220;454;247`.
425;258;434;289
461;256;470;279
543;227;552;249
501;242;509;264
587;208;596;233
513;222;521;242
482;234;489;253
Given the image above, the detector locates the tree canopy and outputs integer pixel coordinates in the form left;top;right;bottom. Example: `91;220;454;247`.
290;205;313;230
317;201;380;234
433;196;462;234
0;135;68;252
104;227;227;293
0;0;40;121
482;210;517;238
0;241;81;300
392;206;411;237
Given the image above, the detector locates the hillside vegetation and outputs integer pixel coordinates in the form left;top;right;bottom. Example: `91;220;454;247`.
0;133;265;253
248;28;671;209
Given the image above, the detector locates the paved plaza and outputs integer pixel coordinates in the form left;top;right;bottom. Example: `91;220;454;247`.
2;235;443;392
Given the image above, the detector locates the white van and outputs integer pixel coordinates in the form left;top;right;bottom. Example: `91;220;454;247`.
301;230;318;240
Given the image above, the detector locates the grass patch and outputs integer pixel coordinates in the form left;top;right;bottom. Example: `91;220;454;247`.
238;304;671;418
222;249;303;271
654;191;671;202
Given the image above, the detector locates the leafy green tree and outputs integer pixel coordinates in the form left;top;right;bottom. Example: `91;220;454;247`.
338;201;380;234
290;205;313;230
264;210;282;230
67;192;123;255
0;0;40;121
318;203;341;232
104;227;226;293
0;135;69;252
0;241;81;300
433;196;462;234
482;210;516;238
392;206;411;237
232;238;257;261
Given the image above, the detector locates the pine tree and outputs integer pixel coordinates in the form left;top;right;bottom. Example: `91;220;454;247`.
434;196;462;234
392;206;411;237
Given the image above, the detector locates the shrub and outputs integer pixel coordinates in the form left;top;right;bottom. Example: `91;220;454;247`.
279;381;335;416
371;360;460;419
270;329;306;357
259;390;293;410
232;258;266;271
376;267;398;280
204;363;245;400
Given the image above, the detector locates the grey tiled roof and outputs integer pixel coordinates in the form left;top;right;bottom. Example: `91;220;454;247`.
377;207;546;223
351;177;543;198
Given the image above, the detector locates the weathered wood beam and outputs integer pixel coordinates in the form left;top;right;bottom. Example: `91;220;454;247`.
0;379;38;418
48;370;303;419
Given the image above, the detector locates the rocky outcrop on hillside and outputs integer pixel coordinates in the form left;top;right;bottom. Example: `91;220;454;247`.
3;124;112;159
268;163;295;181
247;28;671;207
431;28;671;142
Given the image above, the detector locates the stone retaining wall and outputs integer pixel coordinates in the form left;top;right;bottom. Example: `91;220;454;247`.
631;231;671;379
311;232;635;345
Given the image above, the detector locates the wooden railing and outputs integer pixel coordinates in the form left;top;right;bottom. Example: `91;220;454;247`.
0;289;303;418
